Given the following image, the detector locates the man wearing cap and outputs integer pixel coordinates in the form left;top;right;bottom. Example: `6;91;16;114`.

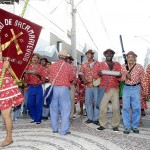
96;49;121;132
66;55;77;121
79;49;100;125
49;50;75;135
121;51;148;134
24;53;46;124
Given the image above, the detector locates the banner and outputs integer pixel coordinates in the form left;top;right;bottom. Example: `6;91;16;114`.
0;8;42;79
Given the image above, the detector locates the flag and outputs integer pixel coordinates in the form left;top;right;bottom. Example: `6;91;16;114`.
0;8;42;79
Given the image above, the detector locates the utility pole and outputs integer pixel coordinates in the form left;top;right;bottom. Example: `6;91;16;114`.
71;0;77;66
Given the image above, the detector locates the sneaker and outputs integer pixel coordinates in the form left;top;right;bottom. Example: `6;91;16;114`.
73;114;76;119
84;112;87;116
85;119;93;124
93;121;100;126
131;128;139;133
113;127;119;132
97;126;106;131
13;118;18;122
123;128;130;134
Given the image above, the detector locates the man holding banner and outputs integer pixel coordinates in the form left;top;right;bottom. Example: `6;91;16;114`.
0;9;42;147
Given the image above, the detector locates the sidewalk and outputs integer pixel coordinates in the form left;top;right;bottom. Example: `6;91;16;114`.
0;102;150;150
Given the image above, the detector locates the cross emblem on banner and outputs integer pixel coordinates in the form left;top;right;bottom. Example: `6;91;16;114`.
0;29;23;55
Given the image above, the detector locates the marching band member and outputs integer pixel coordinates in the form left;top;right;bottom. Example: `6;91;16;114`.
24;53;46;124
0;52;24;147
40;58;51;120
96;49;121;131
121;51;149;134
49;50;75;135
79;49;100;125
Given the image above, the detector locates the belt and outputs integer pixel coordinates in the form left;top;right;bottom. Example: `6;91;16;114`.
124;83;140;86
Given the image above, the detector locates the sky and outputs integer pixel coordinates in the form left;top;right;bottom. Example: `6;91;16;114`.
1;0;150;66
75;0;150;65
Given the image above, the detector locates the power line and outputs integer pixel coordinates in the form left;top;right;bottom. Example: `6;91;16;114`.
77;10;102;56
21;0;65;33
75;0;84;8
65;0;71;4
50;0;65;15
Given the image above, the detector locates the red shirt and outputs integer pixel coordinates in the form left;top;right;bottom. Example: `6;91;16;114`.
49;59;75;88
80;60;100;88
121;63;148;95
70;64;77;85
24;63;46;85
94;61;121;92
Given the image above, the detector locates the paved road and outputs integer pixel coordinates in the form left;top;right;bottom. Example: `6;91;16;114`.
0;102;150;150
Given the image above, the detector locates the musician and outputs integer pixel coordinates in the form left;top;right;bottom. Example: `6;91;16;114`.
79;49;100;125
96;49;121;131
24;53;46;124
66;55;77;120
49;50;75;135
0;52;24;147
40;58;50;120
121;51;149;134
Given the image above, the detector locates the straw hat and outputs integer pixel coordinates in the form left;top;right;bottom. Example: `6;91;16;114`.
85;49;95;55
58;50;69;58
126;51;137;57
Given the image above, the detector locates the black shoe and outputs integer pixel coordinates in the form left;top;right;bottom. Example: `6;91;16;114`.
113;127;119;132
53;131;58;133
93;121;100;126
36;122;41;125
85;119;93;124
123;128;130;134
42;116;48;120
131;128;139;133
64;131;71;135
30;120;35;123
97;126;106;131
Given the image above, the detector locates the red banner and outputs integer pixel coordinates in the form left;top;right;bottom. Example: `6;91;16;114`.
0;8;42;79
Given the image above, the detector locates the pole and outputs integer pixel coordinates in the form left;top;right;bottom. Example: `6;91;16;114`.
71;0;77;66
21;0;30;17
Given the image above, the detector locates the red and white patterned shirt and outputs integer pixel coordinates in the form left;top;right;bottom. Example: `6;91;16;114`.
70;64;77;85
43;66;50;80
80;60;100;88
24;63;46;85
49;59;75;88
94;61;121;92
121;63;146;89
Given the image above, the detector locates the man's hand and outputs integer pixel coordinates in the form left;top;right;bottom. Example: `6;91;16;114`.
82;78;88;84
3;61;10;69
126;72;131;80
79;74;88;84
98;71;102;77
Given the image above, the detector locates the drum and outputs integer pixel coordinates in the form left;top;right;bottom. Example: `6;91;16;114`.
101;70;121;76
